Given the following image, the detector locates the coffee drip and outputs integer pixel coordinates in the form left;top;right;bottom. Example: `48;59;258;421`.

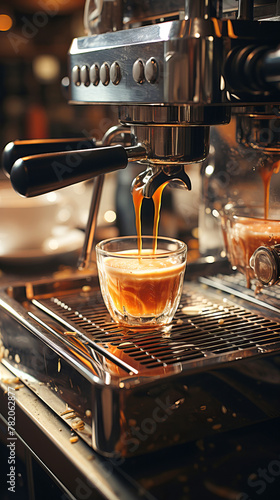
259;158;280;219
132;180;169;254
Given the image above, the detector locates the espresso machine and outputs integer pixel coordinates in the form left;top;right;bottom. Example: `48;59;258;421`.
1;0;280;475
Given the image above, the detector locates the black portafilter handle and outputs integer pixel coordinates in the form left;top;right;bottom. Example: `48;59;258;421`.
2;137;96;177
10;145;129;197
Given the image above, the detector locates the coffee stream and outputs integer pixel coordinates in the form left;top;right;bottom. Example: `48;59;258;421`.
259;159;280;219
132;181;168;254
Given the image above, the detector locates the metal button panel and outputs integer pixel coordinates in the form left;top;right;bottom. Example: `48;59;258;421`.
72;58;158;87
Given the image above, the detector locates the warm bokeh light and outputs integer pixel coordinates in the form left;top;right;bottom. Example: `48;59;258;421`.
32;55;60;82
0;14;13;31
104;210;117;223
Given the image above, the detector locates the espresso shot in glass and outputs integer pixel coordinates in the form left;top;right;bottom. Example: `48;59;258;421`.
219;204;280;288
96;236;187;328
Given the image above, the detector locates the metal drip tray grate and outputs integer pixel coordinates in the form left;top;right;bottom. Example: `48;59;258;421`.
32;284;280;374
201;273;280;316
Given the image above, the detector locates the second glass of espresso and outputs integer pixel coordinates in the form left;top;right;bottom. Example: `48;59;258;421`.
220;204;280;288
96;236;187;328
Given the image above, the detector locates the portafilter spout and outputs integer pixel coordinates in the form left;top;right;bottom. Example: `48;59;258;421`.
131;165;192;198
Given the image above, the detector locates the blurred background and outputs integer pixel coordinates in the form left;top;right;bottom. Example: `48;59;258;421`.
0;0;124;267
0;0;115;152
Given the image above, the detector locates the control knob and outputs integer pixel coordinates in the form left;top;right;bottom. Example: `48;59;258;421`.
250;245;280;286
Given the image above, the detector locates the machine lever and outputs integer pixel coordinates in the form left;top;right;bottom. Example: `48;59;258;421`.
2;137;96;177
9;144;136;197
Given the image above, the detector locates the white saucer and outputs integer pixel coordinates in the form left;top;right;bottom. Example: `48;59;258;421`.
0;226;84;263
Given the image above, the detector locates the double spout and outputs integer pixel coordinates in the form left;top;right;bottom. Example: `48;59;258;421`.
131;165;191;198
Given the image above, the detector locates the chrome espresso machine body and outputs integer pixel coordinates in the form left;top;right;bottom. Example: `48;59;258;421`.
1;0;280;464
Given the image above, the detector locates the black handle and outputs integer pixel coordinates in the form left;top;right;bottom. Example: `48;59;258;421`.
2;138;95;176
10;145;128;197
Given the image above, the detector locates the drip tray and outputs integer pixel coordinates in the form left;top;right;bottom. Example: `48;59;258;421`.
30;280;280;374
1;274;280;457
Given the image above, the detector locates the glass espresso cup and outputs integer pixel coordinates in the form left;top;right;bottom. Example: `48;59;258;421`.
96;236;187;327
220;204;280;287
